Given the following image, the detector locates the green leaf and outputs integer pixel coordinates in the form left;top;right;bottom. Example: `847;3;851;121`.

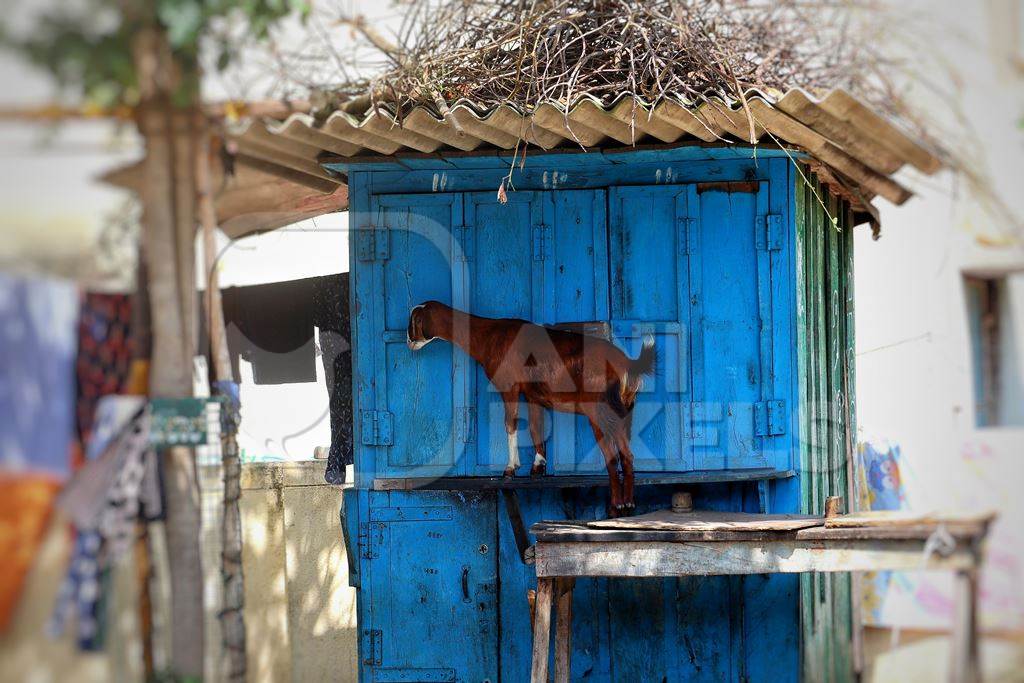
158;0;204;48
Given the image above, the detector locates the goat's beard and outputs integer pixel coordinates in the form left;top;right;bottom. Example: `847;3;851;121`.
407;337;436;351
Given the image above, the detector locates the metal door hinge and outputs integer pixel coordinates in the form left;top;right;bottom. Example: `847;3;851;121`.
357;227;390;261
361;410;393;446
532;224;550;261
362;629;382;666
756;214;783;251
679;217;697;254
453;225;471;262
358;522;383;560
456;407;476;443
754;400;787;436
683;402;703;439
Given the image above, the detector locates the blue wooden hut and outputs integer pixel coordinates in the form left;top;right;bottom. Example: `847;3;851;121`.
232;88;940;682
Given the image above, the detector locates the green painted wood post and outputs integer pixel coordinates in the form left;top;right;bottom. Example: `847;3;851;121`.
796;171;856;682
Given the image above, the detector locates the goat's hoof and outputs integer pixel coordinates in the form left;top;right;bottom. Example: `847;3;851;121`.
502;468;516;479
530;463;546;478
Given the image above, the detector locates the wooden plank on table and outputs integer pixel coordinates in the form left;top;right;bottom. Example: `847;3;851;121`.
533;517;991;543
796;524;988;541
824;510;996;528
534;540;978;578
588;509;824;531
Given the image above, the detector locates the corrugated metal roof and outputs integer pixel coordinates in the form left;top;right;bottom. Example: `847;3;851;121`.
229;88;941;208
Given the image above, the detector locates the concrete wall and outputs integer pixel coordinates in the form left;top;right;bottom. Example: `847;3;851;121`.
202;460;358;683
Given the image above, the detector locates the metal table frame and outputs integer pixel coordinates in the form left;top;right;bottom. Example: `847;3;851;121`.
529;520;988;683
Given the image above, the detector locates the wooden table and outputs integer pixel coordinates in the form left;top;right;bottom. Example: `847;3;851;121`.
528;514;991;683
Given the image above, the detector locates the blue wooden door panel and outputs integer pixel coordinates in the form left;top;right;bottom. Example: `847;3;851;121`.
366;491;498;681
690;185;772;470
609;186;693;472
465;192;543;474
373;194;465;478
465;190;610;476
546;190;609;475
547;189;610;324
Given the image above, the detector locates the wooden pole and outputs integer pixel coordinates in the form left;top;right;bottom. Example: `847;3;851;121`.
197;121;247;682
554;578;574;683
950;567;981;683
133;24;205;678
531;577;555;683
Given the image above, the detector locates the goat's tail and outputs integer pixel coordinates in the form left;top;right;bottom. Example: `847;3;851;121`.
629;335;657;380
611;335;657;414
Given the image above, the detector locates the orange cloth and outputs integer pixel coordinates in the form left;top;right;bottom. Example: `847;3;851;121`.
0;476;62;633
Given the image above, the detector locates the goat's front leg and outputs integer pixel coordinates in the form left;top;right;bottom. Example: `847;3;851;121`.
502;392;521;478
527;402;547;477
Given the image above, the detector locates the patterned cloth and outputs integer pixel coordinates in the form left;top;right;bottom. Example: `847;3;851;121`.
51;403;160;651
47;531;106;650
74;293;134;469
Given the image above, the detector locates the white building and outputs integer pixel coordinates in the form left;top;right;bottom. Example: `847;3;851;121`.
854;0;1024;674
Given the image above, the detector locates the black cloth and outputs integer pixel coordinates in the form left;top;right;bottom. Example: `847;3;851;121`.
221;278;317;385
313;274;353;484
208;274;353;482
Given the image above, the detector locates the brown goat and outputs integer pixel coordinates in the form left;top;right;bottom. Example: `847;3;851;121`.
407;301;655;514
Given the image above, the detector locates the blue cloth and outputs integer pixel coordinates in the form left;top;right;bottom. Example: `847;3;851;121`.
0;274;78;477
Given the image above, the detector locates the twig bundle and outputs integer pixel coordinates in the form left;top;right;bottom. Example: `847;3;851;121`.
331;0;890;118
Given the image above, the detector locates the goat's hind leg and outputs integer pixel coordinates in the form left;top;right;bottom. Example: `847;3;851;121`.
502;392;521;478
587;418;625;517
527;402;547;477
613;427;636;514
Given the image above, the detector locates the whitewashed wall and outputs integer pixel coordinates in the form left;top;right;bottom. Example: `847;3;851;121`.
857;0;1024;631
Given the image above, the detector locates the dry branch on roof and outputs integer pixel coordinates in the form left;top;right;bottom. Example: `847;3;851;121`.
324;0;894;124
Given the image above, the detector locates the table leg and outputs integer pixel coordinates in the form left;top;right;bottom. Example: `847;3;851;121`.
950;568;980;683
532;577;555;683
555;578;575;683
